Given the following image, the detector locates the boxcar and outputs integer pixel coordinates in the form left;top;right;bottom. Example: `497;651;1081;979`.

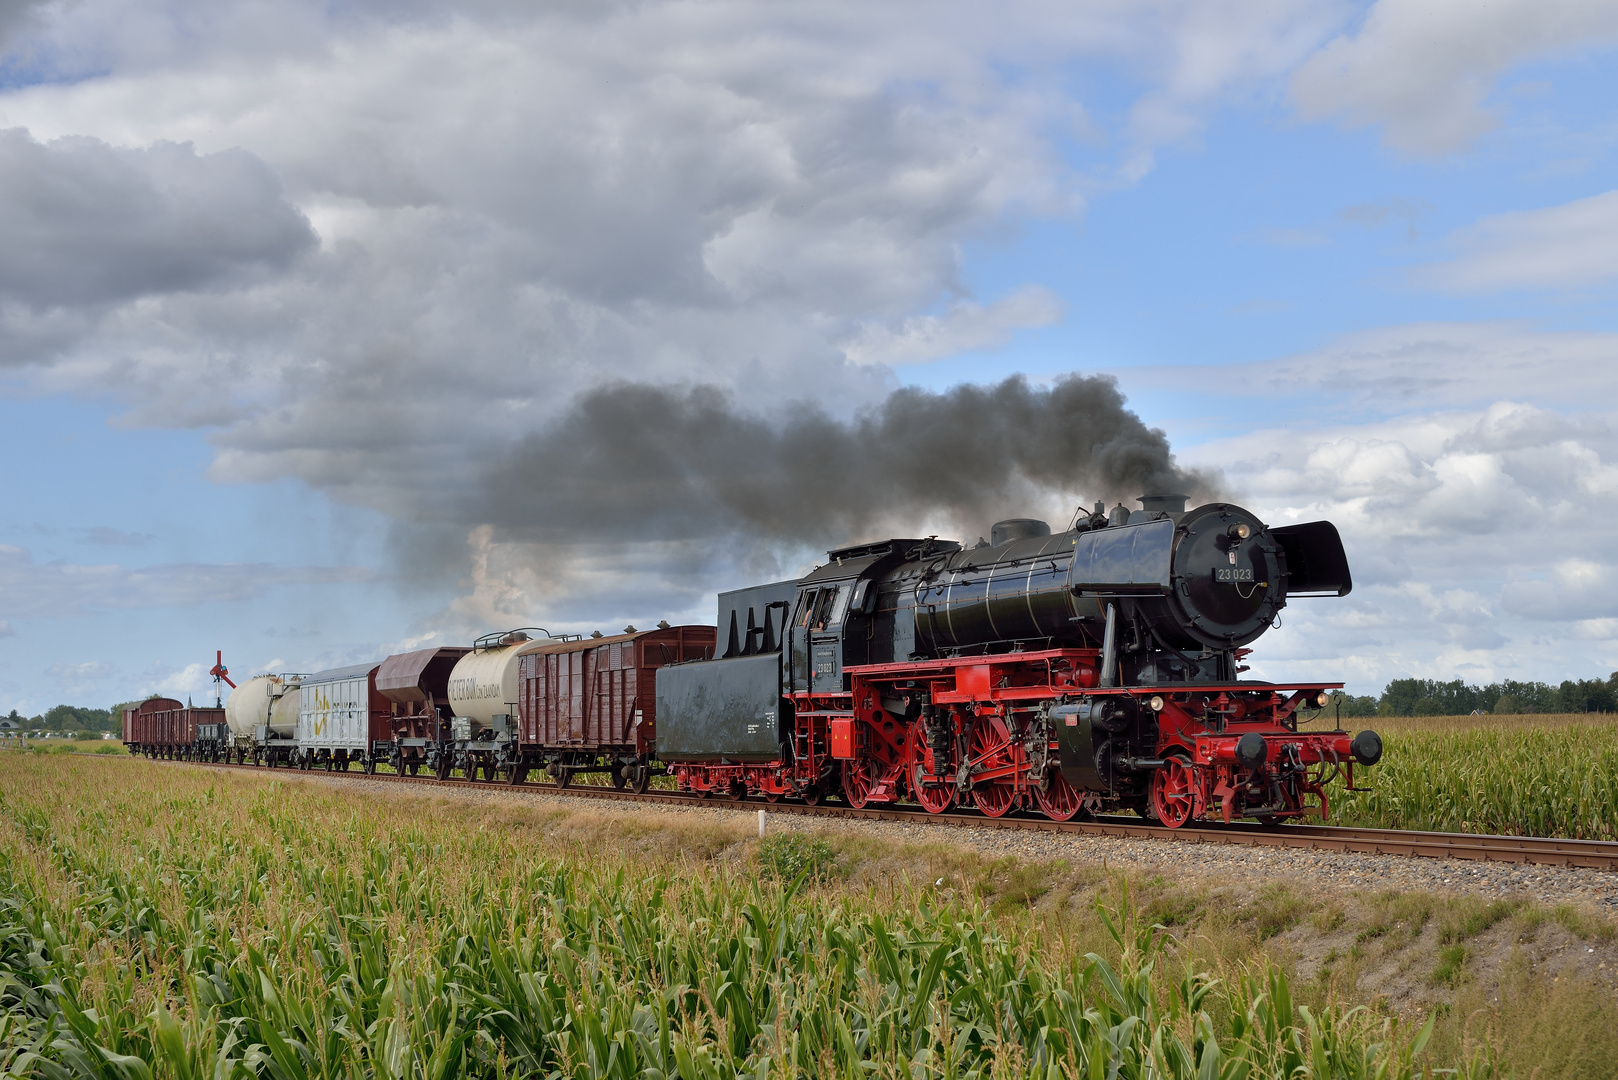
124;697;183;756
295;663;391;771
516;625;714;789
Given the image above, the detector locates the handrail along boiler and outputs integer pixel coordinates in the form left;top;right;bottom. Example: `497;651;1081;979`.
655;495;1383;825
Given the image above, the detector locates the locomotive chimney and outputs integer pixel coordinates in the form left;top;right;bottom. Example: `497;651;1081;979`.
989;518;1052;547
1138;493;1189;519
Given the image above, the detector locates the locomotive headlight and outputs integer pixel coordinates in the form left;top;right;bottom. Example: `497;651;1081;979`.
1147;695;1165;712
1314;691;1330;708
1227;522;1251;541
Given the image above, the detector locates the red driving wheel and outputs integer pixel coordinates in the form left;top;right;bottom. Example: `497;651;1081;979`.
1034;770;1084;822
968;717;1017;818
841;758;875;808
1150;755;1197;829
912;757;954;814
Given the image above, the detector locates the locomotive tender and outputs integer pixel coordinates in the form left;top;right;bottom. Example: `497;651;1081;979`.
130;493;1380;828
656;494;1382;826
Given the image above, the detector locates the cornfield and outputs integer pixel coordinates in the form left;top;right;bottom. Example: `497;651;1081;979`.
0;755;1456;1079
1330;718;1618;839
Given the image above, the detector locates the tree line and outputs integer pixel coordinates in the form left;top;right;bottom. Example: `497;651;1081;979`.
4;704;117;737
1329;673;1618;718
3;701;156;736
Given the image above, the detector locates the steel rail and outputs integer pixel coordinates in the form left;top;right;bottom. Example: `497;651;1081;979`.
135;756;1618;872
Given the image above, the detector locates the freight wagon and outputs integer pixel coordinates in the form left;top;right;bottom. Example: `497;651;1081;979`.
123;697;182;755
124;699;226;760
293;663;392;771
515;624;715;790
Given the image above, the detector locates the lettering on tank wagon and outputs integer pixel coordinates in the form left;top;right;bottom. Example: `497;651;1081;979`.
448;678;504;700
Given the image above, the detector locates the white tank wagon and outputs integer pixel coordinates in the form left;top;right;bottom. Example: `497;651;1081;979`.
223;673;304;765
294;662;389;772
436;628;559;780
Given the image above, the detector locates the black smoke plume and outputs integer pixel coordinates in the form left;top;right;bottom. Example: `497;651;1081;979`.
480;373;1219;548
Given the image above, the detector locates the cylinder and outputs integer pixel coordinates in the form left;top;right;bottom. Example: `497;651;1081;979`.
446;634;551;725
224;674;303;737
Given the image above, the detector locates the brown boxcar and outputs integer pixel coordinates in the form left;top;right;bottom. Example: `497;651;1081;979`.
156;705;224;751
124;698;182;753
376;646;470;771
519;625;714;758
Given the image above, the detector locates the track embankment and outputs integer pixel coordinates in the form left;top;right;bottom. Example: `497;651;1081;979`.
140;755;1618;872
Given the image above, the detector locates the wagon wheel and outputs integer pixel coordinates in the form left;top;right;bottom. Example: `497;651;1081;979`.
434;755;452;782
557;767;573;789
1150;755;1196;829
764;790;781;804
363;756;376;775
800;786;821;806
324;755;335;772
630;767;651;795
1034;771;1084;822
968;717;1017;818
504;763;527;786
611;765;628;790
840;758;875;809
912;760;955;814
407;760;420;777
723;781;746;801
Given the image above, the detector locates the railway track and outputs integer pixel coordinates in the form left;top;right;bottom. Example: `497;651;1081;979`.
139;755;1618;872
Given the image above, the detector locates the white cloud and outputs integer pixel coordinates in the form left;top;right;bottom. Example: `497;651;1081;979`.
143;661;212;699
1187;400;1618;690
1291;0;1618;156
0;128;313;312
1416;189;1618;292
0;545;377;620
1146;321;1618;414
841;286;1061;366
45;660;114;697
0;0;1350;625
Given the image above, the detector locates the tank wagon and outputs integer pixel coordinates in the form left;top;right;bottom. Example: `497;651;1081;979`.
656;495;1383;826
223;674;304;765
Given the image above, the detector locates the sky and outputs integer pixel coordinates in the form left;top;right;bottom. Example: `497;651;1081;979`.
2;0;1617;710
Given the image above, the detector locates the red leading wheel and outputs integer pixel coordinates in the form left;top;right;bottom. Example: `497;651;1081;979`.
968;717;1017;818
1034;770;1084;822
841;759;875;808
1150;756;1197;829
912;756;954;814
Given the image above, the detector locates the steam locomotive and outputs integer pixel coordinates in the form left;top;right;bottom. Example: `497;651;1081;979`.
125;493;1380;828
655;494;1382;826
